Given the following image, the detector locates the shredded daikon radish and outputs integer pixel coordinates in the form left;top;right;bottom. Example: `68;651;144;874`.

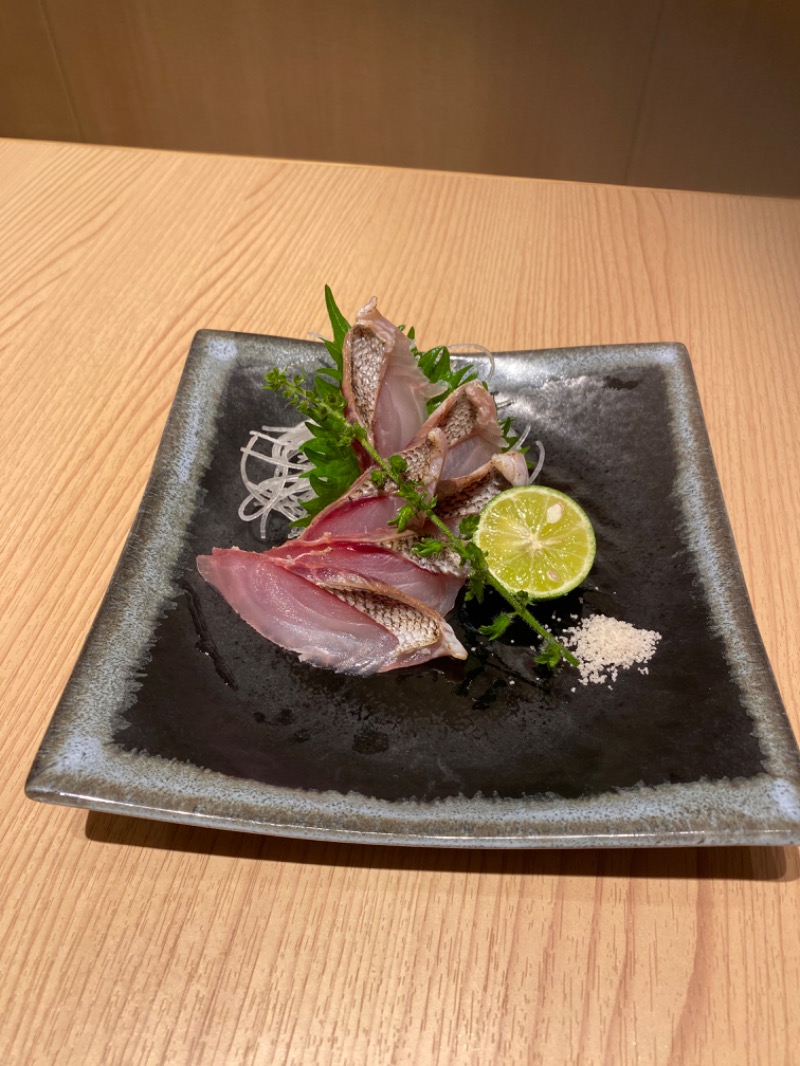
513;424;532;450
528;440;545;482
239;423;315;539
447;343;496;381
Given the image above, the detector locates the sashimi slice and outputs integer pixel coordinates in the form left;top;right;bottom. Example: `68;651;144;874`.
286;566;467;670
298;494;404;540
197;548;465;674
366;529;466;579
415;381;506;479
197;549;396;673
342;297;443;459
269;536;464;615
436;452;529;528
299;428;448;540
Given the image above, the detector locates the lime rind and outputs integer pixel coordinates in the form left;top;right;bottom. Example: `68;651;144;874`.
474;485;596;600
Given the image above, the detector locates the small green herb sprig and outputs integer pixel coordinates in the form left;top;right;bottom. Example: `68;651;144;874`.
264;365;577;669
276;287;362;523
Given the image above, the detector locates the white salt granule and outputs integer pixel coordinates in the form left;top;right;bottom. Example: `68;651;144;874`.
562;615;661;687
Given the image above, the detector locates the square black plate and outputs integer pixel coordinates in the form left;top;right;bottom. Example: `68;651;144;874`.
26;331;800;847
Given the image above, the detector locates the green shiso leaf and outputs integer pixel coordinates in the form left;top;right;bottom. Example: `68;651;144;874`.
324;284;350;357
414;344;479;413
266;287;361;525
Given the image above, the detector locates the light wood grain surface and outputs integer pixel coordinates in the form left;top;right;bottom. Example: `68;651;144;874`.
1;139;799;1066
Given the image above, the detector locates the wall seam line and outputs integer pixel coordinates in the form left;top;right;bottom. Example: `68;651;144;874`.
38;0;84;142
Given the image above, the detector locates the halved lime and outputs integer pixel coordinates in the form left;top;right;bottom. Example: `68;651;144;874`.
474;485;596;599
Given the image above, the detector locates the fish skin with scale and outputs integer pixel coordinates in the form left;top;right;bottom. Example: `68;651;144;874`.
298;428;449;540
316;573;466;664
436;452;529;528
196;548;466;675
415;381;507;479
342;297;444;461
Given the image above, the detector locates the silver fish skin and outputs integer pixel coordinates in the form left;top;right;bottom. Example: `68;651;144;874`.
415;381;506;479
367;529;467;579
342;298;443;460
287;564;467;671
436;451;529;528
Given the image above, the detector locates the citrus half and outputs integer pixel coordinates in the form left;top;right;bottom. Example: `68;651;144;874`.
474;485;596;599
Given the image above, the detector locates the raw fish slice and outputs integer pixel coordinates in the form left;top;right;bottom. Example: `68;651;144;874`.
342;297;443;459
197;548;465;674
298;494;404;540
197;549;398;674
270;536;464;615
436;452;529;528
367;529;467;579
300;428;448;540
284;564;467;670
415;381;506;479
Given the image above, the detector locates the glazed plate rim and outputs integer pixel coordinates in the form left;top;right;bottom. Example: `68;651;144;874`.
26;331;800;848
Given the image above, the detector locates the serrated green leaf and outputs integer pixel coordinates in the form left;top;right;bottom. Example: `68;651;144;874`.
322;458;360;476
323;339;343;372
467;570;486;604
416;345;480;413
325;285;350;351
390;505;416;533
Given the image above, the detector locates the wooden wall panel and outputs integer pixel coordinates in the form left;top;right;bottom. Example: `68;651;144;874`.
37;0;661;184
0;0;78;142
1;1;798;196
627;0;800;196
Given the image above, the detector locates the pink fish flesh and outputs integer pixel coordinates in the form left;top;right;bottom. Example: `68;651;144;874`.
300;428;448;540
342;298;444;459
415;381;506;479
197;548;466;674
269;536;464;616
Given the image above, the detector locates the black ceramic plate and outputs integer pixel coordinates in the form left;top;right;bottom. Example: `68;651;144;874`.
26;332;800;847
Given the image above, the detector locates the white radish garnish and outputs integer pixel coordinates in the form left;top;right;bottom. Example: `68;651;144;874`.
239;423;315;539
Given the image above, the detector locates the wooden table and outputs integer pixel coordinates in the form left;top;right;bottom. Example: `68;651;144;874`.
1;138;799;1066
